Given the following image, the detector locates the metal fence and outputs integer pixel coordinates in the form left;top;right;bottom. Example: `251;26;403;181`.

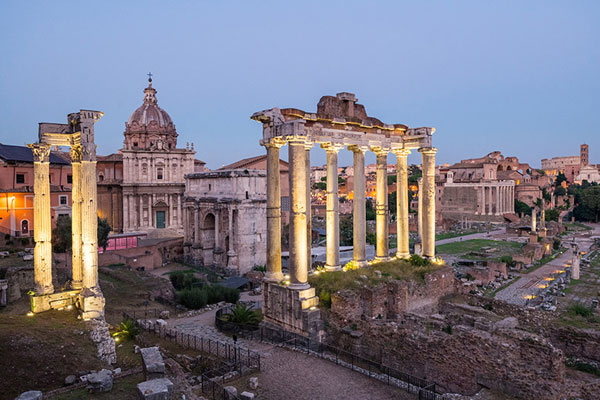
123;312;261;372
226;324;443;400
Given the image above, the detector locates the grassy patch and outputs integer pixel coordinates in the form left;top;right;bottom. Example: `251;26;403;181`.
522;248;567;274
436;239;522;260
564;222;593;231
435;230;484;241
52;372;144;400
308;258;443;298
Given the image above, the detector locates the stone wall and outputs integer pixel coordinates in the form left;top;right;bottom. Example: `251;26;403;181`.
331;267;455;320
98;237;183;270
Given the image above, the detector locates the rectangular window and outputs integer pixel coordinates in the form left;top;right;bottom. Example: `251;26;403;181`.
157;168;163;180
16;174;25;184
59;195;68;205
67;174;72;184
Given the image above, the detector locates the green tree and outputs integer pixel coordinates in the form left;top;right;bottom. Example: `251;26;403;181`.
52;215;72;253
339;217;353;246
573;186;600;222
366;199;376;221
541;188;551;203
388;191;397;215
514;200;531;216
97;217;112;251
554;186;566;196
545;209;560;222
555;172;567;188
387;174;397;185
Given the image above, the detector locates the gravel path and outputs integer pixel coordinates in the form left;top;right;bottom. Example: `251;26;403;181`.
252;343;416;400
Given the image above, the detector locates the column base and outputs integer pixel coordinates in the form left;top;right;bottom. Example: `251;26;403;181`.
264;271;284;282
324;265;341;272
35;283;55;296
71;280;83;290
352;260;368;268
288;282;311;291
29;289;80;314
79;287;106;320
261;281;323;339
395;252;410;259
374;256;391;263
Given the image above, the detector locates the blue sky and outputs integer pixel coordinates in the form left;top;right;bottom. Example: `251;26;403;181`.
1;1;598;169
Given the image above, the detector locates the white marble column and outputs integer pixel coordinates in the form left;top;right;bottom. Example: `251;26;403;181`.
288;137;309;289
417;177;423;244
321;143;343;271
81;151;99;290
263;139;284;282
495;185;500;215
419;147;437;259
305;142;313;272
70;146;83;289
487;186;493;215
394;149;411;258
373;147;389;261
178;194;182;229
227;207;237;266
349;145;368;267
29;143;54;295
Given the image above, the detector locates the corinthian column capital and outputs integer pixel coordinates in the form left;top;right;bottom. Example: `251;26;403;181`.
392;148;411;157
261;137;286;149
70;144;83;163
370;145;390;157
320;142;344;154
418;147;438;156
348;144;369;154
28;143;52;163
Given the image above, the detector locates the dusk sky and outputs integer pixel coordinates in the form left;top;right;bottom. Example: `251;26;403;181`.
1;1;598;169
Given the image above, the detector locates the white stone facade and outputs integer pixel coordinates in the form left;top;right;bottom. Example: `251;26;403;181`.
121;79;195;234
183;170;267;275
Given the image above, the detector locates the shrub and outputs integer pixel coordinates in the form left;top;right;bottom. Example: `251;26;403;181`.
553;238;561;250
20;237;30;246
568;303;594;318
112;318;139;341
319;289;332;308
177;285;239;309
253;265;266;272
170;271;200;290
178;287;208;309
221;304;262;326
409;254;430;267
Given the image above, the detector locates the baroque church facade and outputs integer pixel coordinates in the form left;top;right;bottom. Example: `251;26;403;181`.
121;78;196;234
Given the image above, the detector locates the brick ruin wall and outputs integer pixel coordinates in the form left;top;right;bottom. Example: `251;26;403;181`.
324;274;599;399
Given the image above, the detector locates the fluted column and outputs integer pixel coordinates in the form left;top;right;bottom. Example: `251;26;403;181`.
495;185;500;215
70;145;83;289
321;143;343;271
305;142;313;272
417;177;423;244
419;147;437;259
29;143;54;295
394;148;410;258
487;186;493;215
263;139;285;282
349;145;368;267
81;145;99;290
372;147;389;261
288;137;309;289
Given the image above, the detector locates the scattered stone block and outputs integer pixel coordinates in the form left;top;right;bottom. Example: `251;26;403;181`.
86;369;113;393
112;367;122;375
23;254;34;261
224;386;237;399
249;376;258;389
495;317;519;330
16;391;43;400
64;375;77;385
137;378;173;400
241;392;255;400
141;347;166;379
156;319;167;327
159;310;170;319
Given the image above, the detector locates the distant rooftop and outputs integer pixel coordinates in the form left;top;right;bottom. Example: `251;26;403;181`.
0;143;70;165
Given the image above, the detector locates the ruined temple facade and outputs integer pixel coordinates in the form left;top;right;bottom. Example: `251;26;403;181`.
121;78;195;234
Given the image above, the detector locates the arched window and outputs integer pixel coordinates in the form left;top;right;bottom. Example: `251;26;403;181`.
21;220;29;234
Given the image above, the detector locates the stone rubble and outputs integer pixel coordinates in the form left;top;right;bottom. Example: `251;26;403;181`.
85;369;113;393
87;318;116;364
15;391;43;400
248;376;258;390
137;377;174;400
240;391;255;400
141;347;166;380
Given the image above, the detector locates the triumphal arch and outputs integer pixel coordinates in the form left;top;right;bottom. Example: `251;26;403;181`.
28;110;105;320
252;93;436;336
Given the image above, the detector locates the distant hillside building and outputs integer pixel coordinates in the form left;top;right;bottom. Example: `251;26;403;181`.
541;144;589;183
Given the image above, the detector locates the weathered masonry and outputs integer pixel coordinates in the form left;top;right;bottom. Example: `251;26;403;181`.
252;92;436;336
28;110;105;320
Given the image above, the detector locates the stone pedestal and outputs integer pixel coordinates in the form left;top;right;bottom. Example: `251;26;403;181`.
29;289;80;313
572;254;580;280
262;281;322;338
529;231;538;244
79;287;106;320
0;279;7;306
539;228;547;238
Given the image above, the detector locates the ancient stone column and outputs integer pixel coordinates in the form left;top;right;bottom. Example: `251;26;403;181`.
194;206;200;243
349;145;368;267
572;250;580;280
29;143;54;295
373;147;389;261
288;137;309;289
214;209;220;250
305;142;313;272
417;177;423;243
227;207;237;267
531;209;537;232
263;139;285;282
541;208;546;229
81;144;99;290
419;147;437;259
321;143;343;271
495;185;501;215
487;186;493;215
70;145;83;289
394;148;410;258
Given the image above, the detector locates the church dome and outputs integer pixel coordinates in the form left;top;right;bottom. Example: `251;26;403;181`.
126;78;174;129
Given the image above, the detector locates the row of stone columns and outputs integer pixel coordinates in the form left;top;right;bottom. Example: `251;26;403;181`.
476;183;514;215
263;136;437;290
29;142;99;295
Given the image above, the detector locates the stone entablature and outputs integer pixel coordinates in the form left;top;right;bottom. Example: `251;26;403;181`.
183;169;267;275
